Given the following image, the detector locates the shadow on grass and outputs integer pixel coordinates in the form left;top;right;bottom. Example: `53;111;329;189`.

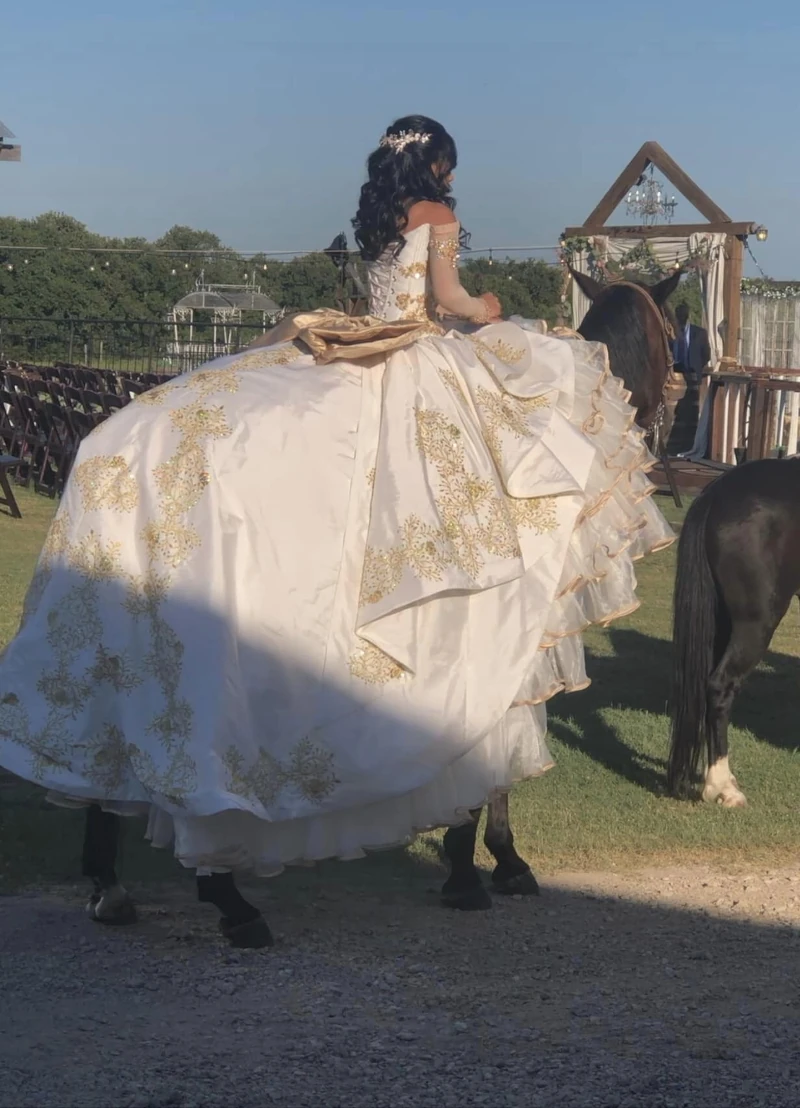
549;626;800;795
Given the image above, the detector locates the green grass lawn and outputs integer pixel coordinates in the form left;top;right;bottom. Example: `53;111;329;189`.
1;487;799;895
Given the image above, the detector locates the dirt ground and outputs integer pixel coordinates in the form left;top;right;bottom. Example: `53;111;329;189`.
2;864;799;1108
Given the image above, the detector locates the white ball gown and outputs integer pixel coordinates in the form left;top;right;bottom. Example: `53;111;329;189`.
0;221;673;874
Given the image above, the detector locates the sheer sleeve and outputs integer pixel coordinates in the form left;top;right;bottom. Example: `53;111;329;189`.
429;222;491;323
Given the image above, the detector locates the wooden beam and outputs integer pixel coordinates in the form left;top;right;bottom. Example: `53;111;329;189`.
582;143;652;227
580;140;733;231
643;142;731;224
722;234;745;362
564;221;757;239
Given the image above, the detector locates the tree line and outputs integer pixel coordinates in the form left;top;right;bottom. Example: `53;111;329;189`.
0;211;702;329
0;213;568;324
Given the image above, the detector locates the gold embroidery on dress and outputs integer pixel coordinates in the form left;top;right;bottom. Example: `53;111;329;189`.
2;360;259;799
395;293;429;322
505;496;557;533
358;402;559;613
431;236;460;267
358;409;516;611
222;736;339;806
225;344;302;372
478;339;525;365
438;368;466;398
398;261;428;279
348;642;405;685
474;386;550;471
2;345;344;805
89;645;143;692
83;724;131;791
74;456;139;513
135;386;170;406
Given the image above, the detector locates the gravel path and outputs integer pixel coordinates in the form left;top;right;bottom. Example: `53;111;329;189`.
2;865;799;1107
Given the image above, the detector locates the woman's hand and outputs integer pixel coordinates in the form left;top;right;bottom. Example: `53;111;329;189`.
480;292;502;322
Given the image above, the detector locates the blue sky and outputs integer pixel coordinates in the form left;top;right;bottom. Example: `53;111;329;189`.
3;0;798;273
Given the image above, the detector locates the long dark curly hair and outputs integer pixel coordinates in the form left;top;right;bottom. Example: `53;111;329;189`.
353;115;464;261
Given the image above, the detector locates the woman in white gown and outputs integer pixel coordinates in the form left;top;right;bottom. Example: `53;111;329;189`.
0;115;673;944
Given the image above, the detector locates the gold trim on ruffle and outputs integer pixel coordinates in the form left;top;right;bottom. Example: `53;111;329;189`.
247;309;444;365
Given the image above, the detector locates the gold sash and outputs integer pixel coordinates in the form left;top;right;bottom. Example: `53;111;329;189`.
247;309;444;365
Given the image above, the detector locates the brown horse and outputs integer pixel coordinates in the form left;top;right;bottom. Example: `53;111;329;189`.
569;267;681;433
79;285;682;950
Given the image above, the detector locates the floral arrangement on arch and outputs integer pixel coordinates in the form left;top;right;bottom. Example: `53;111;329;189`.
741;277;800;301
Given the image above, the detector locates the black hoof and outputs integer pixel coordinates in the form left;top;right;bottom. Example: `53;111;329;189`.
491;866;540;897
441;883;493;911
87;889;138;926
219;914;274;949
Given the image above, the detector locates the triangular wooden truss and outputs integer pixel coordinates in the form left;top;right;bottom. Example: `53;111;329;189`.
564;141;755;239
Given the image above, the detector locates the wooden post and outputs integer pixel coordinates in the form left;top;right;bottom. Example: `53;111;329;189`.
722;234;744;363
749;382;770;460
709;379;725;461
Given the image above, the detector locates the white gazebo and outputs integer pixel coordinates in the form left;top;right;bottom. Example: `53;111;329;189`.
167;273;282;368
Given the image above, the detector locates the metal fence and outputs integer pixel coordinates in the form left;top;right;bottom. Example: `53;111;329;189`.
0;317;271;376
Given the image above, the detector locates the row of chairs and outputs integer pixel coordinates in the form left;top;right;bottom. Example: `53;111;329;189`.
3;361;171;399
1;362;169;499
1;384;103;497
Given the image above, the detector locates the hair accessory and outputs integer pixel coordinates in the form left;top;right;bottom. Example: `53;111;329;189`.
379;130;432;153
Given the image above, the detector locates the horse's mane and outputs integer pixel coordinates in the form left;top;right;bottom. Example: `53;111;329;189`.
578;284;654;395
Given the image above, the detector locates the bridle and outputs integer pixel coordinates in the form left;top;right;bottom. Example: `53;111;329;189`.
591;278;677;451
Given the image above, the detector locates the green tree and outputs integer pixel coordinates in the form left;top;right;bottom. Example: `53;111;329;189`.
267;254;338;312
461;257;563;324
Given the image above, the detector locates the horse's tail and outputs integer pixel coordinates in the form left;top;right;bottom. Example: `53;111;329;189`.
667;490;722;796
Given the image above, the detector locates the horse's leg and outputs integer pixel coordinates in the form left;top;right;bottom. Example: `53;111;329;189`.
196;871;273;949
441;808;492;911
703;619;777;808
484;792;540;897
82;804;137;924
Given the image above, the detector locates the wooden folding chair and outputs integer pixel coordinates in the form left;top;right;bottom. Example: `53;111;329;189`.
0;455;22;518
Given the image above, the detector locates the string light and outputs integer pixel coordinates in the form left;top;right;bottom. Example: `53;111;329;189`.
0;242;559;260
745;238;770;281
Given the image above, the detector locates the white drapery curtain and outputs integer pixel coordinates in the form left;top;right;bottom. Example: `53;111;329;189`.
738;294;800;458
740;295;800;368
569;248;593;332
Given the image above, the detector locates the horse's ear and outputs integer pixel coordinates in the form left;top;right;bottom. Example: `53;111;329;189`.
569;267;605;301
649;269;683;306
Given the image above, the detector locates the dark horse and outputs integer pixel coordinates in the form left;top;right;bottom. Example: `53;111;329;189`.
81;288;679;949
668;458;800;807
569;267;681;432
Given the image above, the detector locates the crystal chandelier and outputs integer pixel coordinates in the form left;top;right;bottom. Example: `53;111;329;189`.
625;166;678;225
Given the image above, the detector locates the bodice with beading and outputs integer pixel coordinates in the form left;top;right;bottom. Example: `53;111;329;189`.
366;225;435;322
